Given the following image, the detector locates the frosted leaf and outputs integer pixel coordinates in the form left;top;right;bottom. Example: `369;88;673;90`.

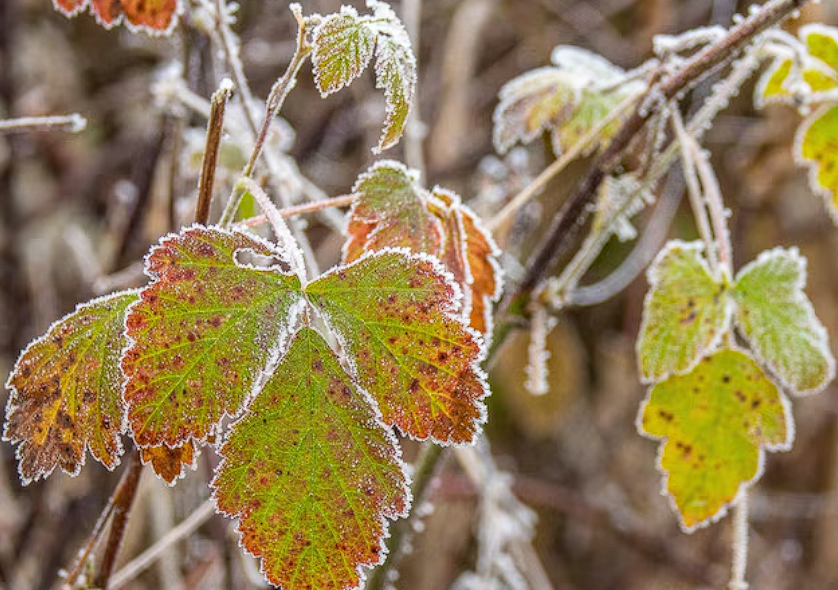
550;46;625;82
140;439;199;485
213;328;409;590
795;105;838;219
637;241;732;383
122;226;304;447
592;173;654;242
638;348;791;531
733;247;835;395
312;7;376;96
306;250;489;444
4;290;137;484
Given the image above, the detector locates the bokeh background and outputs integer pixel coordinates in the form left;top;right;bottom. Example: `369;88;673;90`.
2;0;838;588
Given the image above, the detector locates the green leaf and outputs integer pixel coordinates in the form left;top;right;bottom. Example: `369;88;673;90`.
4;290;137;484
312;7;376;96
213;328;408;590
733;247;835;395
804;24;838;73
306;250;489;444
343;160;443;264
370;11;416;153
638;348;791;531
637;241;731;383
796;104;838;218
122;226;304;447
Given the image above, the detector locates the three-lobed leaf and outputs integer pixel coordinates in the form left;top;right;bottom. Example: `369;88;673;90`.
733;247;835;395
51;0;179;34
307;250;489;444
213;327;409;590
638;348;791;531
637;241;731;383
122;226;304;448
4;291;137;484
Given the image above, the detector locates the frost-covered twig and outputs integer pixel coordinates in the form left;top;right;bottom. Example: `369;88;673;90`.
729;492;750;590
0;113;86;134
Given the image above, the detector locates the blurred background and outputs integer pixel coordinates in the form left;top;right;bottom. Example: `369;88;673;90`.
2;0;838;588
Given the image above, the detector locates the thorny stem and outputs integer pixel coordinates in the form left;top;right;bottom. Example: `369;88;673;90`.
195;80;234;225
365;444;444;590
60;450;143;590
505;0;810;316
729;492;750;590
0;113;86;134
236;194;356;227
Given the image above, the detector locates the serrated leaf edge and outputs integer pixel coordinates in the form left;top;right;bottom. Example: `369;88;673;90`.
51;0;182;36
636;239;733;384
3;288;139;485
635;347;795;533
732;246;837;396
306;247;490;446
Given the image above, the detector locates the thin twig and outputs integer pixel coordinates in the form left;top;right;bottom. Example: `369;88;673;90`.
0;113;86;134
195;79;234;226
236;194;355;227
109;500;217;590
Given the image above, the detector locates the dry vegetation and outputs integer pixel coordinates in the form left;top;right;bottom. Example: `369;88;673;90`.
2;0;838;588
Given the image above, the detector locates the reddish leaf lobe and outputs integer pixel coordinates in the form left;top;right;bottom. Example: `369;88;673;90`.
51;0;178;34
122;226;303;448
140;438;198;485
306;250;489;444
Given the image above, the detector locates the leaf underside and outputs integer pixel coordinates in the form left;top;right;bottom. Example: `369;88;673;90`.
733;247;835;395
122;226;303;448
639;348;790;531
213;328;409;590
307;250;489;444
4;290;137;484
637;241;730;383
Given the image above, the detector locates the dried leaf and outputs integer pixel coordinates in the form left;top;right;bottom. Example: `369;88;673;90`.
4;291;137;484
51;0;179;34
140;439;198;485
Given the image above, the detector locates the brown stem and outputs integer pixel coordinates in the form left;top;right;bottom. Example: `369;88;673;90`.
505;0;809;316
92;450;144;589
60;449;143;590
195;81;233;226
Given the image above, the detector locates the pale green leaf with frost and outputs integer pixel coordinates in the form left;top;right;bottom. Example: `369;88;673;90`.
733;247;835;395
637;240;731;383
639;348;791;531
312;7;376;96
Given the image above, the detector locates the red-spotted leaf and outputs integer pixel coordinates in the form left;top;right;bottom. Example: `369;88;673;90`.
51;0;179;35
343;161;443;264
3;290;137;484
306;250;489;444
140;438;199;485
213;327;409;590
122;225;304;448
638;348;791;531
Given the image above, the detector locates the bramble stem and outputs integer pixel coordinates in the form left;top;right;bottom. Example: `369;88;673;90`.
506;0;810;314
60;449;143;590
195;80;233;226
